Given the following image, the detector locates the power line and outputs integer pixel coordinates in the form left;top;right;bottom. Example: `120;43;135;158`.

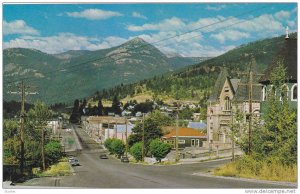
4;5;269;84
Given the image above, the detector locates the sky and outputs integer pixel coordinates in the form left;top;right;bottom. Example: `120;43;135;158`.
3;3;298;57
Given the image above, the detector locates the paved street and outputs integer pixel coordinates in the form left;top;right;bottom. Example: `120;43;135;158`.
16;125;297;189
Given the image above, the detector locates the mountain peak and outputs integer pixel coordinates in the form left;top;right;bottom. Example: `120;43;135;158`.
128;37;147;44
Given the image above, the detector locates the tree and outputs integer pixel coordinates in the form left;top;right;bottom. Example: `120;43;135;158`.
128;114;163;154
70;99;81;123
27;101;53;170
111;139;125;158
104;138;114;154
97;99;104;116
130;142;143;162
179;107;193;120
241;61;297;165
45;140;64;166
112;96;122;115
149;139;171;162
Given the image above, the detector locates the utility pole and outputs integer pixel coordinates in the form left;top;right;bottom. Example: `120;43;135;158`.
238;58;263;155
142;113;145;162
125;118;128;157
41;128;46;171
175;112;179;162
7;80;38;174
230;108;235;161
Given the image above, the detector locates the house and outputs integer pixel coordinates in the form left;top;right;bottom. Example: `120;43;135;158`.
192;113;201;121
187;121;207;131
259;31;297;111
162;127;207;149
121;110;132;117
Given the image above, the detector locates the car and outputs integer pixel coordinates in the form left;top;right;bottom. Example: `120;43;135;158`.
121;156;129;163
99;154;108;159
69;158;80;166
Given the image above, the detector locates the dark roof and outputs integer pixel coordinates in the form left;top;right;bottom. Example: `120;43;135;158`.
260;38;297;84
208;67;230;102
230;79;240;93
233;84;262;102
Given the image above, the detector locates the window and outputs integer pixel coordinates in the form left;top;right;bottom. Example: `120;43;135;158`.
280;85;289;101
178;140;185;144
262;86;267;101
268;85;276;99
191;139;200;147
291;84;297;101
224;96;231;110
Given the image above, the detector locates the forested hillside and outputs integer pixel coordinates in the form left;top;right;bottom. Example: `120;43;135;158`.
89;33;296;104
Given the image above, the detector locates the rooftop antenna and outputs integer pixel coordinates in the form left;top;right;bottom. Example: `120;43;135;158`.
285;26;289;40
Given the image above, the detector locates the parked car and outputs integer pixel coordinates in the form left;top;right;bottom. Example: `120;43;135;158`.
99;154;108;159
69;158;80;166
121;156;129;163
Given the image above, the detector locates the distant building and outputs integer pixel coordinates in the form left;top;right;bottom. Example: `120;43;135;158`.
162;127;207;149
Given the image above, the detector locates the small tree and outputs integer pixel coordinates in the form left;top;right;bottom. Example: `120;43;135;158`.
45;140;64;166
130;142;143;162
149;139;171;163
111;139;125;158
104;138;114;154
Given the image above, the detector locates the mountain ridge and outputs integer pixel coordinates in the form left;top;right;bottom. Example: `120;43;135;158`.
3;38;207;104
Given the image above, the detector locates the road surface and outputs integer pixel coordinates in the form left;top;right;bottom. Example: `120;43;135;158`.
18;124;297;189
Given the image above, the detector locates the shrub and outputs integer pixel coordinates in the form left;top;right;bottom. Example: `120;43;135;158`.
130;142;143;162
104;138;114;154
45;140;64;166
111;139;125;158
149;139;171;163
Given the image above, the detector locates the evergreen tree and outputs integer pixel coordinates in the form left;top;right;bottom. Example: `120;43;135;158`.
97;99;104;116
111;96;122;115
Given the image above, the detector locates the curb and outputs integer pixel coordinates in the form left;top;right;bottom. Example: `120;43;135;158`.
192;172;297;188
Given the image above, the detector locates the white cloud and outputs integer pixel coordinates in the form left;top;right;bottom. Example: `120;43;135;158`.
287;20;296;28
206;5;226;11
132;12;147;19
3;33;129;54
3;20;39;35
275;10;291;20
66;9;122;20
127;17;186;31
210;30;250;44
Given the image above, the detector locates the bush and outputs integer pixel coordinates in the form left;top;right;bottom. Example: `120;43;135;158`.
45;140;64;166
104;138;114;154
130;142;143;162
111;139;125;158
149;139;171;163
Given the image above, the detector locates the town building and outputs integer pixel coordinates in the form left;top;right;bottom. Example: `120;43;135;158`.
259;31;297;110
162;127;207;149
204;30;297;150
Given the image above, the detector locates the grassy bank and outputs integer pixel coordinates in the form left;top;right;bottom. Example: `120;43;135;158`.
33;158;73;177
214;156;297;182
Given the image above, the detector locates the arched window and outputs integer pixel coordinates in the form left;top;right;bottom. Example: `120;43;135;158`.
280;85;289;101
262;86;267;101
268;85;276;99
224;96;231;110
291;84;297;101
